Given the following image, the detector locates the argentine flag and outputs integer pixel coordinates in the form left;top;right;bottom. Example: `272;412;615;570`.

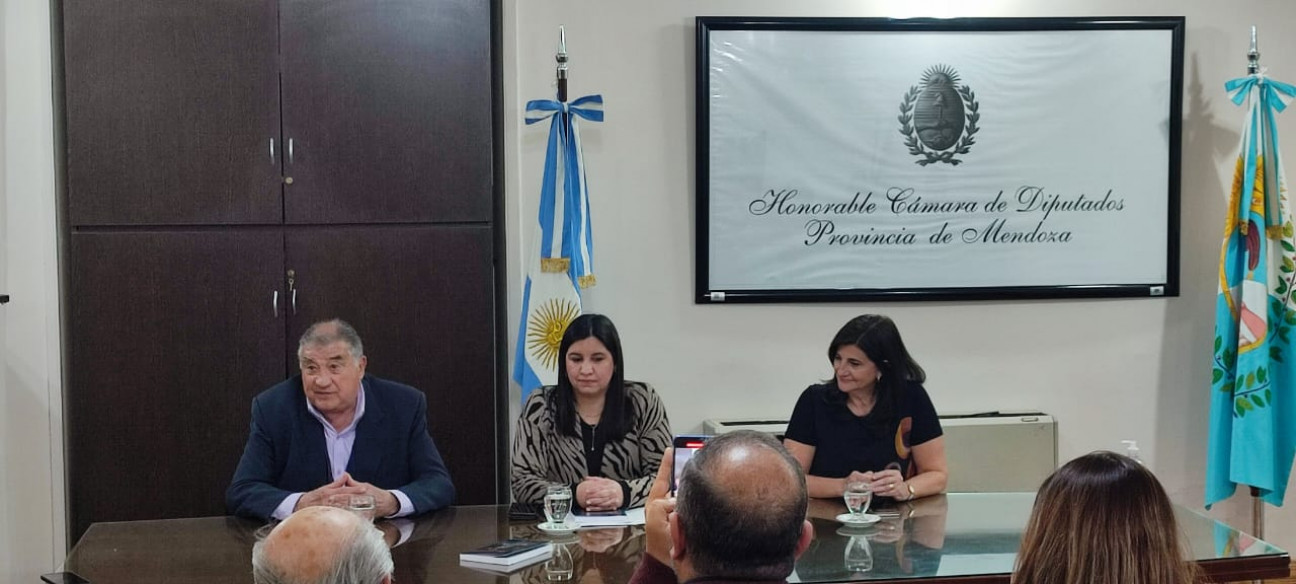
513;95;603;400
1207;73;1296;508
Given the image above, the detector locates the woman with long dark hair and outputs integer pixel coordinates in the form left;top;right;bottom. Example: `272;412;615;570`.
512;314;671;510
784;314;948;501
1013;451;1198;584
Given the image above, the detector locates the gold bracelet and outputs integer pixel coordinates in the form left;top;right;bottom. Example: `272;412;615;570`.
906;483;917;501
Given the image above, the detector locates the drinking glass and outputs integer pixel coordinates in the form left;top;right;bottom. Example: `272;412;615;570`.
545;542;574;581
346;494;376;520
843;480;872;518
327;493;376;520
844;535;874;572
544;484;573;526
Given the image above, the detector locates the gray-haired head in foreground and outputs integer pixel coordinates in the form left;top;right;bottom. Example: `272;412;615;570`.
298;318;365;361
674;430;808;580
251;510;393;584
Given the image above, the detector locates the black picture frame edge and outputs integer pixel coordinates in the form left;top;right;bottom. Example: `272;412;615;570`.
698;283;1175;305
695;15;1186;32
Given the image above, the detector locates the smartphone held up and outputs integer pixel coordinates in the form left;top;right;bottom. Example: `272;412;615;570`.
671;435;711;494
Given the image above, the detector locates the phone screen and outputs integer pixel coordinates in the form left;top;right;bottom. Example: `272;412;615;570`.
671;435;710;492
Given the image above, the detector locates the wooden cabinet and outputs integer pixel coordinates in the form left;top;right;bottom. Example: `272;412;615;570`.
67;231;288;534
64;0;493;227
285;226;498;492
63;1;282;226
61;0;500;542
280;0;493;224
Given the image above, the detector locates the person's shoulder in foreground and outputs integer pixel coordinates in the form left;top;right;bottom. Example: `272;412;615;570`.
252;505;393;584
1012;450;1199;584
630;430;814;584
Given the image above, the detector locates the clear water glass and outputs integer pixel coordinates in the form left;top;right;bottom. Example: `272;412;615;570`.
844;535;874;572
843;480;872;517
347;494;376;520
545;542;574;581
544;484;573;525
326;493;376;521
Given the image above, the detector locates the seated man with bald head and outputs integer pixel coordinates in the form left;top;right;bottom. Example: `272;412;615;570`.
632;430;814;584
252;506;393;584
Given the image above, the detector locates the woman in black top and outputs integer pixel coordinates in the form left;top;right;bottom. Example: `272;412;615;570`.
784;315;948;501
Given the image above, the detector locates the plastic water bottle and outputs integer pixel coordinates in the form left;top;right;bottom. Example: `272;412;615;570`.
1121;440;1143;464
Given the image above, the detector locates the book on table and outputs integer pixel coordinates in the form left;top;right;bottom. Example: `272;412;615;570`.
571;506;644;527
459;539;552;568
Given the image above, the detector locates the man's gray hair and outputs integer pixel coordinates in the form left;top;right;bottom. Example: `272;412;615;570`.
675;430;808;580
298;319;365;361
251;519;393;584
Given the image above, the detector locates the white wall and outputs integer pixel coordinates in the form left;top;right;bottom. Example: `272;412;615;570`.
504;0;1295;551
2;0;66;581
2;1;1294;577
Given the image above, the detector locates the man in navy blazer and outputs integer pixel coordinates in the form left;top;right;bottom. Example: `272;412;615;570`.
227;319;456;521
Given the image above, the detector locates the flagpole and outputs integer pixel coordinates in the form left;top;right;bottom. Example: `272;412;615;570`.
1245;23;1266;548
1247;25;1259;76
556;25;568;103
515;27;601;399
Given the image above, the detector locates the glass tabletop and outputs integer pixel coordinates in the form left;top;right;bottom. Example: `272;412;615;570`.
62;494;1288;584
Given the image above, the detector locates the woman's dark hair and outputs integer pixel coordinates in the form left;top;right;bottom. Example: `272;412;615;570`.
552;313;631;439
1013;451;1199;584
825;314;925;425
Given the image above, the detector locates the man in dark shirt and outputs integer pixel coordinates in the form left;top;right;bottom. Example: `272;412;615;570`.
631;430;813;584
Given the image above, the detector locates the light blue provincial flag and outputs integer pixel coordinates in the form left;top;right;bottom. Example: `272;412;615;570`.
513;95;603;401
1207;72;1296;508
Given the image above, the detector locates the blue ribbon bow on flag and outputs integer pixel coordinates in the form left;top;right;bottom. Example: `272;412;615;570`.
524;95;603;287
513;94;604;400
1207;73;1296;508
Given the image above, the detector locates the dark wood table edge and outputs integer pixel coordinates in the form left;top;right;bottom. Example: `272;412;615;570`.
815;554;1292;584
811;554;1293;583
1198;553;1292;582
860;574;1008;584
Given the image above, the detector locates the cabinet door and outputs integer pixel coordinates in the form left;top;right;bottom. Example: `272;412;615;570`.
63;0;281;226
286;225;496;503
280;0;493;224
67;231;287;540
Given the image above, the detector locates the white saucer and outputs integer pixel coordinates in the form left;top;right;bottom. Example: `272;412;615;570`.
537;521;579;534
835;513;881;526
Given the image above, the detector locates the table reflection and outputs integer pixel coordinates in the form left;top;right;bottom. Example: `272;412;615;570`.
795;496;952;582
61;496;1288;584
507;523;644;584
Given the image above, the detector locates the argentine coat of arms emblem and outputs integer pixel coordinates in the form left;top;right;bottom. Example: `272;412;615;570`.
899;64;980;166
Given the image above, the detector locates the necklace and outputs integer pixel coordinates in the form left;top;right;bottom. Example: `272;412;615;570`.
582;420;599;452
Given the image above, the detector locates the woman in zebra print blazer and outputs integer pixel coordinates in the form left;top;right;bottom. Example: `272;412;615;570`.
512;314;672;510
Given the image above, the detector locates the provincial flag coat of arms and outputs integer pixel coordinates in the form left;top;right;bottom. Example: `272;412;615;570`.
1207;73;1296;508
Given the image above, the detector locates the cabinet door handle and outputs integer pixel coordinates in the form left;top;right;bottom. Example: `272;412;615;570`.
291;288;298;315
288;138;295;164
272;290;279;318
269;138;276;164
